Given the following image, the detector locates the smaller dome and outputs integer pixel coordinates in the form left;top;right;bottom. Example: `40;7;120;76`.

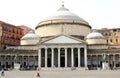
86;30;104;39
21;31;40;40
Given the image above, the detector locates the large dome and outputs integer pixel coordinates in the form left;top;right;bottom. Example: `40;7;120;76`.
43;5;88;24
35;5;91;39
36;5;89;27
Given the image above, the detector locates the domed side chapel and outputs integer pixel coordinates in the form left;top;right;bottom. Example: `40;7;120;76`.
4;4;120;70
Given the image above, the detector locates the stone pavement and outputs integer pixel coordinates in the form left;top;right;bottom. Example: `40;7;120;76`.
0;69;120;78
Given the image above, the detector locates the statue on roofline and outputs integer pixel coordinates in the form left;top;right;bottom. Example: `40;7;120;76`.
14;52;19;63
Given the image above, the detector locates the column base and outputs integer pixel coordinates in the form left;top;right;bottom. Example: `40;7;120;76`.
37;67;41;71
102;62;109;70
14;63;20;70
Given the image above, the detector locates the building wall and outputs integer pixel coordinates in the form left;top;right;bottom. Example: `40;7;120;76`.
97;28;120;45
107;32;120;45
0;21;24;49
18;25;34;35
21;39;40;45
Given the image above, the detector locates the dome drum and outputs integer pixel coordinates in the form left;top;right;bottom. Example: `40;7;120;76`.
36;24;91;38
21;39;40;45
86;38;107;44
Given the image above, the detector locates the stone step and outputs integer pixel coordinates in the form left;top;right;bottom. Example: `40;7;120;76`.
38;67;86;71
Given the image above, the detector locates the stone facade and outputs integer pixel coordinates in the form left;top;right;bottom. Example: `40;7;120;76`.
1;5;120;71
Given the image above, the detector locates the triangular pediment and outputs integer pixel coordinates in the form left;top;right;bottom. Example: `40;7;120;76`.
41;35;86;44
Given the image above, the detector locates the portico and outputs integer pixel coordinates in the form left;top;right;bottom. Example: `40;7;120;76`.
38;47;87;68
38;35;87;68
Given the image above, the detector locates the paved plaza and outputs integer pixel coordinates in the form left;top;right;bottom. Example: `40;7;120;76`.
0;69;120;78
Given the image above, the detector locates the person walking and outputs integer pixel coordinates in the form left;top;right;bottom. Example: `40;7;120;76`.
1;69;4;76
36;72;40;78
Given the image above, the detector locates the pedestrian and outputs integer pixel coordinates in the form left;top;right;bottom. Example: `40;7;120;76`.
1;69;4;76
36;72;40;78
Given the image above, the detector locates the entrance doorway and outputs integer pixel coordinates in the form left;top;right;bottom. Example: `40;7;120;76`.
6;62;10;69
75;58;78;67
60;57;65;67
47;58;51;67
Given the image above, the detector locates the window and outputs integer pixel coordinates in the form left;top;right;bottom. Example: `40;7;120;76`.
116;39;118;43
113;29;116;32
13;28;15;33
20;30;23;35
110;39;112;42
107;40;108;43
11;27;13;32
104;33;108;36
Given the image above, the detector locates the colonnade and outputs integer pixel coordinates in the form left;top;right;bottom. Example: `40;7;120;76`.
38;47;87;68
0;55;38;70
87;54;120;70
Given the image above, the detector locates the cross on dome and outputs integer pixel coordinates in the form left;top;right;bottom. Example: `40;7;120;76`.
62;1;64;7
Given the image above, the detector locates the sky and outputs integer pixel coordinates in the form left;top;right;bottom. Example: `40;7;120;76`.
0;0;120;30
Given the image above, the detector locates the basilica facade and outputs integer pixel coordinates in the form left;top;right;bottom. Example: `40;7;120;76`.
3;5;120;70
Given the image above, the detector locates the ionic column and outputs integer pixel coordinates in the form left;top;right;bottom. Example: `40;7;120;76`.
21;56;24;68
45;48;47;67
118;55;120;62
114;55;116;68
97;55;99;68
51;48;54;67
33;56;36;69
71;48;74;67
107;54;109;65
4;56;6;69
27;56;29;67
84;47;87;68
58;48;60;67
78;48;80;67
38;49;41;68
65;48;67;67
